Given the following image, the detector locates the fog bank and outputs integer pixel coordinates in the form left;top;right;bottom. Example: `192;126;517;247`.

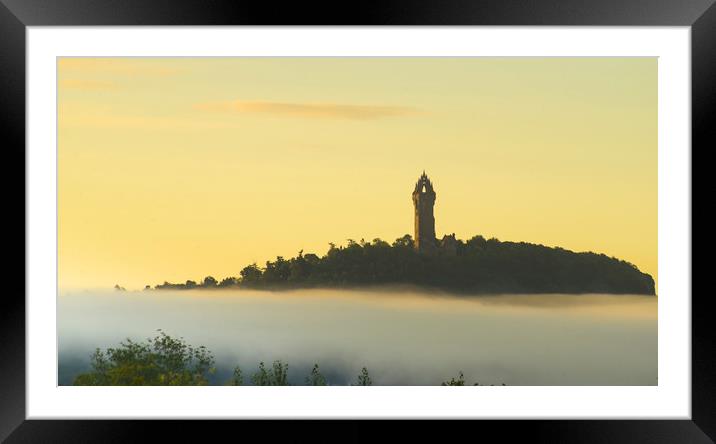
58;288;657;385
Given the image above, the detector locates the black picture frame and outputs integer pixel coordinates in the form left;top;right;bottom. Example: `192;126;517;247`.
2;0;711;442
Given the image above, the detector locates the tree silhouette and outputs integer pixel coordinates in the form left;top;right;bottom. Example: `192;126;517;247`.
73;329;215;386
72;334;509;386
441;371;466;386
251;360;289;386
201;276;218;288
354;367;373;386
153;234;655;295
228;366;243;386
218;277;238;288
305;364;327;386
239;263;263;286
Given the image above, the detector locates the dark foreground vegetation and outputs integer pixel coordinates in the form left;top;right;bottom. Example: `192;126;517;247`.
148;235;655;295
71;331;501;386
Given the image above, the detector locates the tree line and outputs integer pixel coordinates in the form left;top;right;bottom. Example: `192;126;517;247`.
72;330;497;386
147;234;655;295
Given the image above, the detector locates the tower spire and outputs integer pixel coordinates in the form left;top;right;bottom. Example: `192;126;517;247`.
412;171;436;253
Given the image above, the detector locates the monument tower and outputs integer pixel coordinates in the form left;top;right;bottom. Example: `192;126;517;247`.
412;171;437;252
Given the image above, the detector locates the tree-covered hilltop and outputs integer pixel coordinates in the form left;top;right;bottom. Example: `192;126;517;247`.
153;234;655;295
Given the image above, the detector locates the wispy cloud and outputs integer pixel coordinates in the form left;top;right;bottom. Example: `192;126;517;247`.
194;100;422;121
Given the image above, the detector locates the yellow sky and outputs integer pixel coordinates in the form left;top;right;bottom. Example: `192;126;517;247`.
58;57;657;290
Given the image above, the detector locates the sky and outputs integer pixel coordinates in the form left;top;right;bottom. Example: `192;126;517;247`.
58;57;657;290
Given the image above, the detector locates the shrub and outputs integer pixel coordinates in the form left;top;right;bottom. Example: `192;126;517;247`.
354;367;373;386
251;360;289;386
305;364;327;386
73;330;215;386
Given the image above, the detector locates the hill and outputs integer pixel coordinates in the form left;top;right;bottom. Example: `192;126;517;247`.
152;235;655;295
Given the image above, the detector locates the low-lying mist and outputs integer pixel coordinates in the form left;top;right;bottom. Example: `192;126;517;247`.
58;288;657;386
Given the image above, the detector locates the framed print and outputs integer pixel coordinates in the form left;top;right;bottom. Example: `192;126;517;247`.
4;0;712;442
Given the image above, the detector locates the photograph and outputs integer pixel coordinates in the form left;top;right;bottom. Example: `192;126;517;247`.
57;56;658;387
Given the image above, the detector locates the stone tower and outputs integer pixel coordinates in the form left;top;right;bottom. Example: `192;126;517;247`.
412;171;437;252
